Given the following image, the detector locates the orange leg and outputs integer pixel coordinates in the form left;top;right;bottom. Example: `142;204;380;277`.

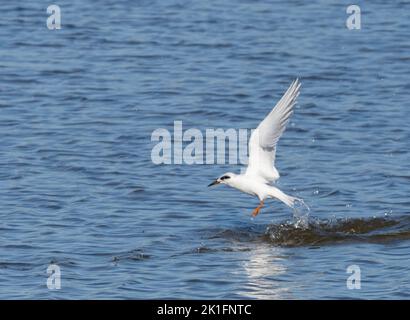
251;200;264;217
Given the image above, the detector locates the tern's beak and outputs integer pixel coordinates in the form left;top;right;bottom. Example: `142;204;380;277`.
208;179;220;187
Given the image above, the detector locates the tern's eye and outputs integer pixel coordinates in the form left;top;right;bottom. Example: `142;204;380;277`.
220;176;230;180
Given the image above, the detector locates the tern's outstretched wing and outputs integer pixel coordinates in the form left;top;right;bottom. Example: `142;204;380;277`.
245;79;301;183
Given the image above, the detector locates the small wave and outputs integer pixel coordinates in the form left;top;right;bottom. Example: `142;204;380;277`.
111;249;150;263
187;246;251;255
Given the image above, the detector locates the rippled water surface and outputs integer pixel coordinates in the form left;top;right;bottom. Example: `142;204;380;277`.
1;1;409;299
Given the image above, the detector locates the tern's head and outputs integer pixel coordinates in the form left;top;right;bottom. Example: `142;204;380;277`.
208;172;236;187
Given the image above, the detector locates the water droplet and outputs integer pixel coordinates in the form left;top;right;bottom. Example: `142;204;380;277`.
384;210;392;216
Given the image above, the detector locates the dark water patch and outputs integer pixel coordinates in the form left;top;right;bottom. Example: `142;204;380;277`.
207;216;410;248
264;215;410;247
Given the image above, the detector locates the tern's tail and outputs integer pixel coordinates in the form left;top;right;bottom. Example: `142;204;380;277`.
267;186;299;208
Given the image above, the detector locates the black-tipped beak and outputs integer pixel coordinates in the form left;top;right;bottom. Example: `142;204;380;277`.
208;179;220;187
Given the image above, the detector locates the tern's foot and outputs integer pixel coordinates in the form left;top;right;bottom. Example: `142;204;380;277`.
251;201;264;217
251;207;261;217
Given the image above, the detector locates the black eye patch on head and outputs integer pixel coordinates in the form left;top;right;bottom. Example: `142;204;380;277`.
220;176;230;180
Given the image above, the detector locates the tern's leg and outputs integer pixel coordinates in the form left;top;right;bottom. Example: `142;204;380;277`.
251;200;264;217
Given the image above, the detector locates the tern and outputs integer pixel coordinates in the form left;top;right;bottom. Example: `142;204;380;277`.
208;79;301;217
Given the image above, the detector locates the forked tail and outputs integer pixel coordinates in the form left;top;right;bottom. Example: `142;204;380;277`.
267;186;299;208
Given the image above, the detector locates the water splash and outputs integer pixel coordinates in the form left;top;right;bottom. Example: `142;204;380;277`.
292;198;310;229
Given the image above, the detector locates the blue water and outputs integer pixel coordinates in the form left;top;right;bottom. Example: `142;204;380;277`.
1;1;409;299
